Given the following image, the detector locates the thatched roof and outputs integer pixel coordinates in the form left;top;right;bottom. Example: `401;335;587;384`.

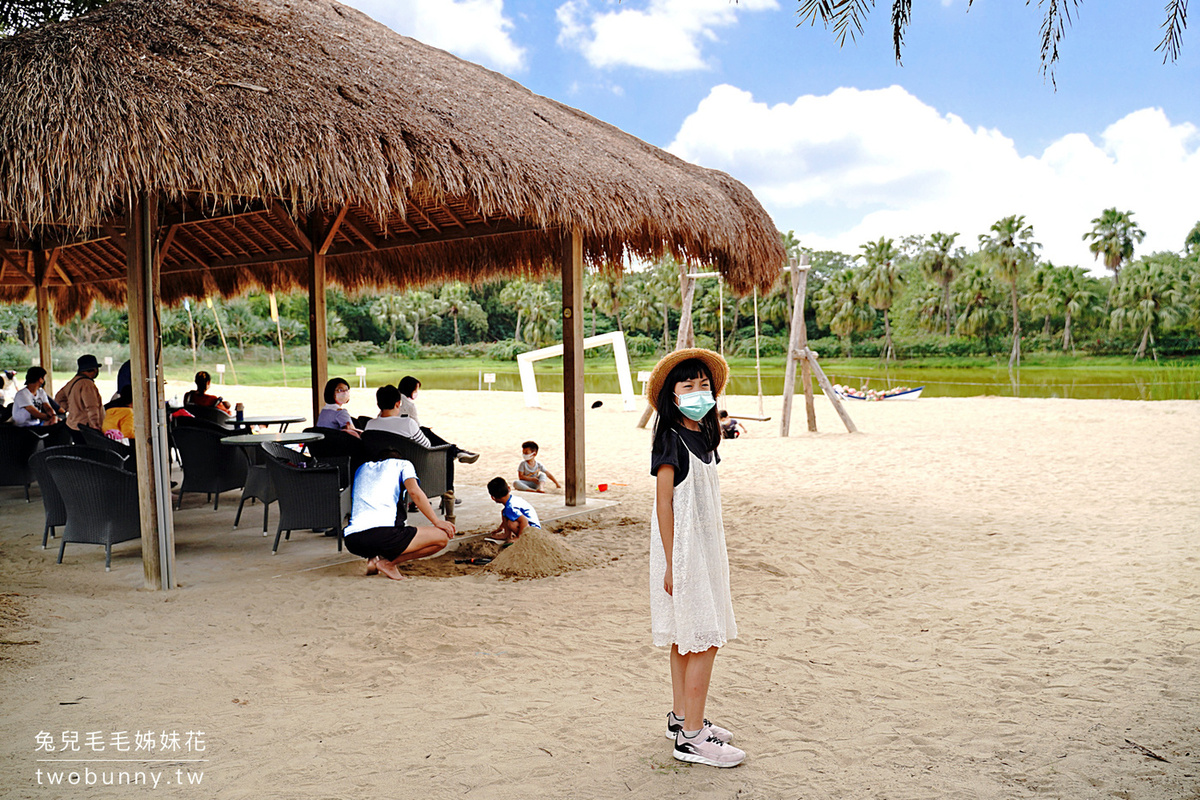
0;0;784;320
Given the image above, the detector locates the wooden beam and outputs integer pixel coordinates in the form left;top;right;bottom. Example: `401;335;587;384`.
561;228;586;507
411;203;442;233
101;223;129;252
318;204;349;256
0;246;34;283
308;212;330;424
439;203;467;229
32;250;53;393
269;201;313;252
47;248;72;286
341;212;380;250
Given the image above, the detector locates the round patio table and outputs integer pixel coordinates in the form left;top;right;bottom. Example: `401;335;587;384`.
229;415;307;432
220;432;324;534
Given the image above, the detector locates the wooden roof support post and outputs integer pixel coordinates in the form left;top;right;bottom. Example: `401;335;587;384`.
307;210;330;425
31;250;53;392
561;229;586;506
127;191;177;590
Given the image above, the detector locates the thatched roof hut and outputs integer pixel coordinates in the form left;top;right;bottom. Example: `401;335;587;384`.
0;0;784;321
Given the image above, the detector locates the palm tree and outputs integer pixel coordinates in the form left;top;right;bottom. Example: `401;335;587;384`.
499;279;537;344
1184;220;1200;256
980;214;1039;369
1048;266;1100;351
858;236;902;360
952;262;1008;356
1024;261;1059;338
815;267;873;356
1082;207;1145;288
919;233;959;335
647;259;681;349
588;270;625;334
370;294;407;353
439;282;486;346
520;286;559;346
395;291;446;348
1110;254;1185;360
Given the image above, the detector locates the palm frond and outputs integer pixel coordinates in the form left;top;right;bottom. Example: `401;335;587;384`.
1038;0;1082;87
1156;0;1188;63
796;0;876;47
890;0;912;64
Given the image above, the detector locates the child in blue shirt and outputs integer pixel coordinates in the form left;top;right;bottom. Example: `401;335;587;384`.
486;477;541;542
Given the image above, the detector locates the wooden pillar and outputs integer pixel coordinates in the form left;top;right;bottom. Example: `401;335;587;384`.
32;251;53;392
127;192;176;590
307;212;330;426
561;229;586;506
794;259;817;432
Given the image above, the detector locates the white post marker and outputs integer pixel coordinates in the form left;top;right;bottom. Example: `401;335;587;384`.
104;356;113;373
516;330;638;411
355;365;367;388
483;373;496;391
215;362;226;384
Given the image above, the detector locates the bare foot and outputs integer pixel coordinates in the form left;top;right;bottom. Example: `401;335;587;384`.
365;556;379;576
376;559;406;581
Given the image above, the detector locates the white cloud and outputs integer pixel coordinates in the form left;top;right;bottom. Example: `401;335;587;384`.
341;0;526;73
557;0;777;72
668;84;1200;270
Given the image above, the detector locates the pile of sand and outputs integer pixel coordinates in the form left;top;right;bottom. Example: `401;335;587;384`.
486;527;594;579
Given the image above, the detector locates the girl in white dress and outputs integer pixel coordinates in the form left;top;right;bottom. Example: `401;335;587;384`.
648;348;744;768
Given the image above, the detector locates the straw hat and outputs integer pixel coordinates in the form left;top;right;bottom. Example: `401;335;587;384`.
646;348;729;410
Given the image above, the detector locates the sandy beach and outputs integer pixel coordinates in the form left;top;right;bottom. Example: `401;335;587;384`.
1;382;1197;799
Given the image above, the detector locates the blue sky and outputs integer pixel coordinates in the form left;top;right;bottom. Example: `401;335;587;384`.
342;0;1199;271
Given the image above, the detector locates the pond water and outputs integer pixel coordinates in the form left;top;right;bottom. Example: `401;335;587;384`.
362;363;1200;401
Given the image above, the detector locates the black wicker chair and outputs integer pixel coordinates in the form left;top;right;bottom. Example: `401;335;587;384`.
77;426;135;469
360;428;454;519
303;426;369;480
44;455;141;571
262;446;351;555
173;425;247;510
184;404;235;429
0;424;45;501
30;446;128;548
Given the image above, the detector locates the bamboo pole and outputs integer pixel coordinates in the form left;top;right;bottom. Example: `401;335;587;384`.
206;297;238;385
270;291;288;387
561;229;586;506
794;260;817;432
753;287;764;418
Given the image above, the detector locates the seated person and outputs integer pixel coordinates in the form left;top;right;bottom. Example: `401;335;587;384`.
182;370;232;414
486;477;542;542
514;440;560;493
102;384;135;441
398;375;478;463
315;377;361;438
11;366;61;427
343;449;457;580
719;410;747;439
364;384;432;446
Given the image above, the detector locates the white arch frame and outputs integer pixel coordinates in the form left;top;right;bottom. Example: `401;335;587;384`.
517;331;638;411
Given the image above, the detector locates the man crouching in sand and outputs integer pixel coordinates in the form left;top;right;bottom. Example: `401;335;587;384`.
343;449;456;580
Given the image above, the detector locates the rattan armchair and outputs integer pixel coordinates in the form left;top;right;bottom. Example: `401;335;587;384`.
173;425;247;510
44;455;141;571
263;447;351;555
360;428;454;520
0;424;44;501
30;446;128;548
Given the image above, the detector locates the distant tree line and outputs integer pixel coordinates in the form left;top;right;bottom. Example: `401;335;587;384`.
2;210;1199;367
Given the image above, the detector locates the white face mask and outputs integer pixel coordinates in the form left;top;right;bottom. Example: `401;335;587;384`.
523;453;536;462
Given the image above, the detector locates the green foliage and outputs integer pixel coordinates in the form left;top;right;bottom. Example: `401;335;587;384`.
486;340;532;361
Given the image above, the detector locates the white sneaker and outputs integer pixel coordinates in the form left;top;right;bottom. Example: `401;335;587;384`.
666;713;732;743
673;728;745;768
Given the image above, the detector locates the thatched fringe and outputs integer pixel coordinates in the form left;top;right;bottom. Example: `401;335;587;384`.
0;0;785;308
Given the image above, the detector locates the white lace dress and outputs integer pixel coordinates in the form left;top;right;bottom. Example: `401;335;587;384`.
650;436;737;654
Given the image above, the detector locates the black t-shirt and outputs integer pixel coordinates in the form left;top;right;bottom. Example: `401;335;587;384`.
651;426;719;487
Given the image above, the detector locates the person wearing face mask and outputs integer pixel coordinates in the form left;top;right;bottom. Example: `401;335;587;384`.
513;440;560;492
646;348;744;769
316;377;362;438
